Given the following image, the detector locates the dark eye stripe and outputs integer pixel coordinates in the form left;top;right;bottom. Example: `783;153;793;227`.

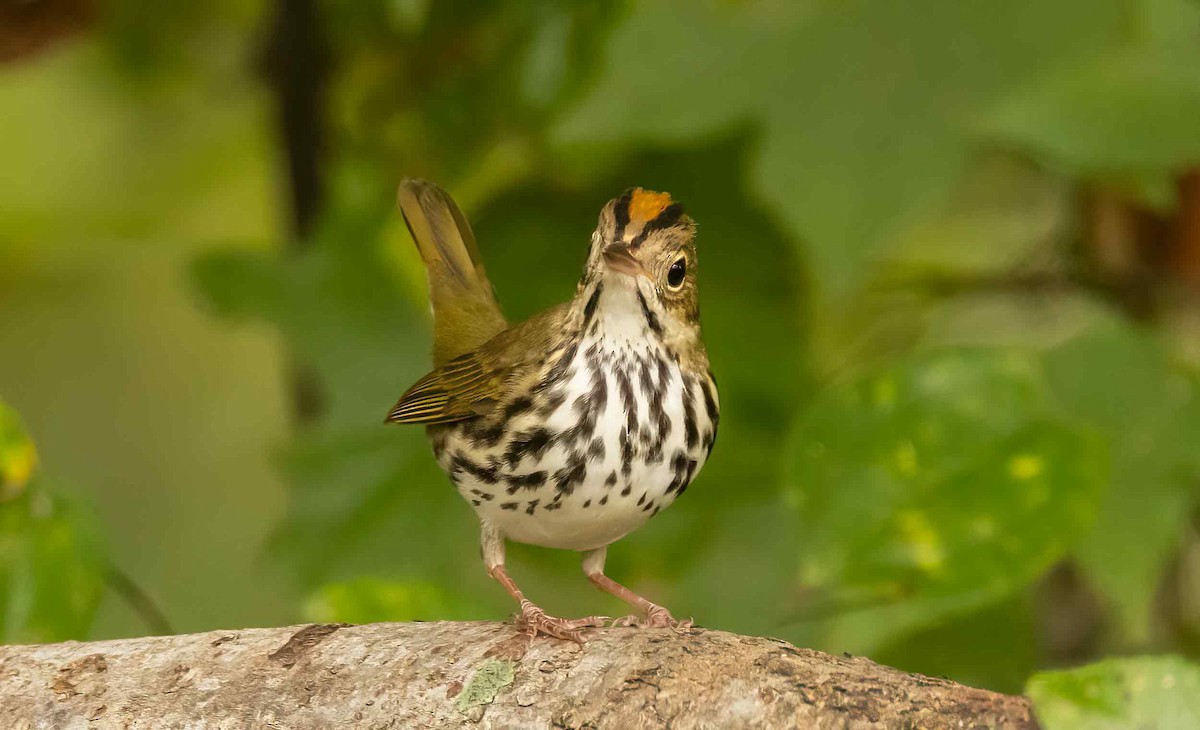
613;189;635;241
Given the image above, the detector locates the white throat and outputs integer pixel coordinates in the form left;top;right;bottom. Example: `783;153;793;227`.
595;275;655;346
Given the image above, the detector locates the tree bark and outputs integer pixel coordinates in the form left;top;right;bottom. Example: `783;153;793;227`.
0;621;1037;729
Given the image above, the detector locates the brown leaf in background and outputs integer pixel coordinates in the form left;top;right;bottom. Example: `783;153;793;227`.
0;0;94;63
1171;169;1200;287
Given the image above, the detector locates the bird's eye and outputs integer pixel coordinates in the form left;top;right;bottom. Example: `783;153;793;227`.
666;257;687;289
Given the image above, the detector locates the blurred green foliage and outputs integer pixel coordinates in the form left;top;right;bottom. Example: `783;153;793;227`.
3;0;1200;716
0;401;38;502
1029;655;1200;729
1044;325;1200;640
788;350;1105;626
0;401;105;644
304;576;469;624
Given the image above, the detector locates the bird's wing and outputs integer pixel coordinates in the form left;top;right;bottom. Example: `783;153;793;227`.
384;350;510;425
385;303;573;426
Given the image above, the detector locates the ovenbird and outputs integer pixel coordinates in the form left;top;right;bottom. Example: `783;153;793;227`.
386;179;718;640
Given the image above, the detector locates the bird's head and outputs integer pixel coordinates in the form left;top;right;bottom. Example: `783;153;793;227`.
581;188;701;342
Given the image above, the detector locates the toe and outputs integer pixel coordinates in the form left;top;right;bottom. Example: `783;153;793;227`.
612;605;686;629
514;605;604;642
643;605;678;628
564;615;611;629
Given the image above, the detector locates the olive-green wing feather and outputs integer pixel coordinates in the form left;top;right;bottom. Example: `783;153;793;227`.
385;302;574;426
384;351;509;424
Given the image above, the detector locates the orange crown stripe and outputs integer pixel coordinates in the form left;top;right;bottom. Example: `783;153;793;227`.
629;189;673;224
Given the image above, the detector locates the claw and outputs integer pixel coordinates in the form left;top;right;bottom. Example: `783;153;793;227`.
613;603;692;630
515;601;609;643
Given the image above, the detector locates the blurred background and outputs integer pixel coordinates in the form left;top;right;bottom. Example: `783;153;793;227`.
3;0;1200;712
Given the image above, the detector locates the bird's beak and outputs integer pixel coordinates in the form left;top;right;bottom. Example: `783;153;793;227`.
602;243;648;279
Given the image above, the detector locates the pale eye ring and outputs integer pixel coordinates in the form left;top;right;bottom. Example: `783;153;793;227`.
666;256;687;289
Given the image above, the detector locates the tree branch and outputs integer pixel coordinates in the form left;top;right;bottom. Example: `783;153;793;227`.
260;0;331;424
0;621;1037;728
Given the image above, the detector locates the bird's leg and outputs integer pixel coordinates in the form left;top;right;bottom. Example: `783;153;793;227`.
582;547;692;629
480;522;607;642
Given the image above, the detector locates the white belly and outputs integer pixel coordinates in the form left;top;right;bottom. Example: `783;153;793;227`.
437;336;715;551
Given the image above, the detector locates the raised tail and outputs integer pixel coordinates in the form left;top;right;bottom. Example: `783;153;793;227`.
397;178;507;366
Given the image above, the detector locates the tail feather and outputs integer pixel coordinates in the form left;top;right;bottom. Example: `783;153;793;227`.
397;178;506;365
397;179;492;298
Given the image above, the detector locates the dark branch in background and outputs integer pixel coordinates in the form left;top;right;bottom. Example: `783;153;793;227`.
106;566;174;637
906;269;1108;298
260;0;331;422
901;167;1200;325
261;0;329;240
900;267;1170;322
0;0;95;63
1170;169;1200;284
1080;170;1200;320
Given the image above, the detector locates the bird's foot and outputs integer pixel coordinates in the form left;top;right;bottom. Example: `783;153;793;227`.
613;604;693;630
515;601;609;643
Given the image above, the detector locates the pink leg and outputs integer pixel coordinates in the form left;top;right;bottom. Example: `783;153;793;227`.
582;547;692;629
481;523;607;642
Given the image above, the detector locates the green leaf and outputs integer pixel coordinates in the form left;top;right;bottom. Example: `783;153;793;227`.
269;426;487;590
304;576;474;624
786;350;1104;632
322;1;621;185
1;400;105;643
1;401;103;643
1043;322;1200;641
875;594;1038;695
0;400;37;501
190;250;285;323
983;41;1200;174
559;0;1128;315
0;485;105;644
191;186;428;430
1028;656;1200;730
0;401;106;643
